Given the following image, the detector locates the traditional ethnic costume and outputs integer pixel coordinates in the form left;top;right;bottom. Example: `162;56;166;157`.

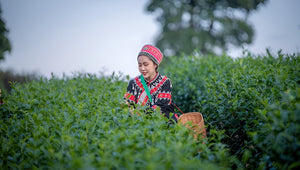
124;45;178;122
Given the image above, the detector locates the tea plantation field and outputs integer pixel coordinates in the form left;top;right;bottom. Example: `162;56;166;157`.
1;51;299;169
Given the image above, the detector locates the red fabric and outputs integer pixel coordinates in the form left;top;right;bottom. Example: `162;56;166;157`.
175;113;179;119
140;45;163;64
124;74;175;121
152;105;158;109
135;77;144;90
142;95;149;106
150;76;168;94
124;92;135;102
157;93;171;99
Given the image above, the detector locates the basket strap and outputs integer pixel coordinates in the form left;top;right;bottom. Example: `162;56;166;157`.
173;103;184;115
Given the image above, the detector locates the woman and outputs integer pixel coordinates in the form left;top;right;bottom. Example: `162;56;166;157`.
124;44;178;122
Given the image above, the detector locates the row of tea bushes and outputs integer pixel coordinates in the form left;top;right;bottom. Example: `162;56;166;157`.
161;51;299;169
1;73;237;169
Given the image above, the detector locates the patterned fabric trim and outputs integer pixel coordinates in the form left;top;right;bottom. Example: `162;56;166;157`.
142;95;149;106
157;93;172;99
135;77;144;90
124;92;135;102
137;91;143;104
150;76;168;94
138;51;159;65
152;105;158;109
147;72;159;84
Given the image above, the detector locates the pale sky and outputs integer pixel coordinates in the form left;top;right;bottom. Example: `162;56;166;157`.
1;0;299;78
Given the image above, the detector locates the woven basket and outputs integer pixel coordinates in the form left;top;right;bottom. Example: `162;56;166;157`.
178;112;207;139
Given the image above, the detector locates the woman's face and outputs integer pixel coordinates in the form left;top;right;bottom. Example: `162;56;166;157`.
138;55;157;81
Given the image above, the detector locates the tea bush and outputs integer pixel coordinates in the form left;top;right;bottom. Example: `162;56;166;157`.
1;73;237;169
161;50;300;169
251;89;300;169
1;51;299;169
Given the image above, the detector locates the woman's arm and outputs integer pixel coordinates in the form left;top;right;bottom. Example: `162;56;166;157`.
155;78;177;120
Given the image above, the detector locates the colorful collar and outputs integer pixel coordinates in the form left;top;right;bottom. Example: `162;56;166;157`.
145;72;159;84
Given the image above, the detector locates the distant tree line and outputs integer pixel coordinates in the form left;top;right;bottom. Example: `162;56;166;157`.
146;0;269;57
0;70;39;92
0;3;38;92
0;2;11;61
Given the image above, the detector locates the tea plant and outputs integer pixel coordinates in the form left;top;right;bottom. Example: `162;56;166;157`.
251;89;300;169
1;73;235;169
1;50;299;169
162;50;300;169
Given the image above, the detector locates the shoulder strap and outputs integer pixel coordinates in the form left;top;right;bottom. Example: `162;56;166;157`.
140;75;153;103
172;102;184;115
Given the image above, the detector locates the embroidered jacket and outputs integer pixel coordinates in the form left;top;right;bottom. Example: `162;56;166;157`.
124;73;177;121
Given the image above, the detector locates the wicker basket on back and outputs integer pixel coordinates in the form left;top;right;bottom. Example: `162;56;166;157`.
178;112;207;139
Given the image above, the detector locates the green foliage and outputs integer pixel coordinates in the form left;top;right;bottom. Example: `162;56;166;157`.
161;50;300;169
251;89;300;169
146;0;268;56
0;73;236;169
0;3;11;61
1;51;299;169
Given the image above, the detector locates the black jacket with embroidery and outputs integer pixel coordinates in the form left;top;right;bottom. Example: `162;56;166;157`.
124;73;177;121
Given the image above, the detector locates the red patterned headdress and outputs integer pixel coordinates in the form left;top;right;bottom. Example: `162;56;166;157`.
138;44;163;65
